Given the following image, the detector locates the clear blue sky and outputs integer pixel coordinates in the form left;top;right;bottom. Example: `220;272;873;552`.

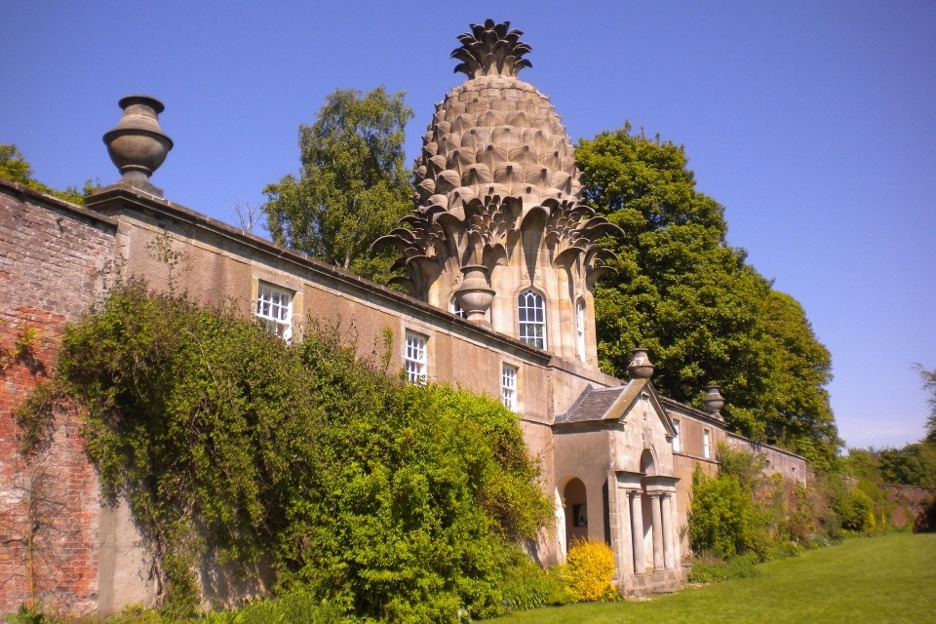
2;1;934;450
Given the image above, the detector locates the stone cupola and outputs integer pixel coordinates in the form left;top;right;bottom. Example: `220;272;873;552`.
376;20;619;364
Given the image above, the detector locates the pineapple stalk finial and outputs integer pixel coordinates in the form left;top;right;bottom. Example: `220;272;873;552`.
451;19;532;79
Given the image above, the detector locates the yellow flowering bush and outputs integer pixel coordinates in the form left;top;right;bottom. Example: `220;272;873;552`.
563;537;617;602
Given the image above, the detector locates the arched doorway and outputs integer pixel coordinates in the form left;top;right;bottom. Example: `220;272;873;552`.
639;449;657;570
562;478;588;550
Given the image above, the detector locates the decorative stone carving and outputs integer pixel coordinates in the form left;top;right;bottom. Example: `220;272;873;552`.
454;265;495;323
628;348;654;379
703;385;726;418
375;20;621;307
103;95;173;196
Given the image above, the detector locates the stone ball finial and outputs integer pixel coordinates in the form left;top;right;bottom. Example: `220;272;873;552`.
703;385;726;417
103;95;173;196
628;348;654;379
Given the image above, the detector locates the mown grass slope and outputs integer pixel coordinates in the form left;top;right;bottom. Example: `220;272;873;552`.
489;533;935;624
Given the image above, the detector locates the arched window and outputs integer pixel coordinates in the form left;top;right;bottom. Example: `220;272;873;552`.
518;289;546;350
575;298;586;362
450;297;465;318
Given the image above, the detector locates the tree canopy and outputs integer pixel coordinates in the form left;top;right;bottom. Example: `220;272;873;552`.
917;364;936;443
0;144;91;204
261;88;414;282
576;125;840;469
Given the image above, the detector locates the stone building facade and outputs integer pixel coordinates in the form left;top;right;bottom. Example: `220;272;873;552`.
0;20;807;615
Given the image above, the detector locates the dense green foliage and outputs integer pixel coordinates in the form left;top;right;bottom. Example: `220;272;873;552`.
879;443;936;490
688;446;833;562
488;533;936;624
688;466;759;559
576;126;839;469
262;88;414;282
0;144;93;204
686;553;759;583
841;443;935;533
918;364;936;443
39;282;551;622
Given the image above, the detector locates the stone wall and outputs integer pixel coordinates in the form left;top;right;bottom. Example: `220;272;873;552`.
0;180;116;615
0;177;787;612
883;484;933;530
725;433;808;485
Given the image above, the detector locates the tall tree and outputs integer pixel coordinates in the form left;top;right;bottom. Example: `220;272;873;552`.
916;364;936;443
261;88;414;282
757;291;838;467
577;125;839;468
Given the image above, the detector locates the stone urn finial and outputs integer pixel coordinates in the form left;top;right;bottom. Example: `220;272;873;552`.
627;348;654;379
103;95;173;196
703;385;726;418
454;265;495;324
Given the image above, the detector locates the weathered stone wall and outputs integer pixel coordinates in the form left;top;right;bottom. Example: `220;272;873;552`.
0;180;116;615
726;433;808;485
883;484;933;529
0;178;780;612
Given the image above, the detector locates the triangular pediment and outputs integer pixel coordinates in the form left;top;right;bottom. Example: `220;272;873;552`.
556;378;676;437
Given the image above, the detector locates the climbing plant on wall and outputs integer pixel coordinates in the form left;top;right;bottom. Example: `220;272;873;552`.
21;280;551;622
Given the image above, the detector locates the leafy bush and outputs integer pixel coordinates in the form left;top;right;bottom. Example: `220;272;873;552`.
834;485;875;533
6;605;53;624
561;538;617;602
687;553;760;583
32;282;552;623
200;588;346;624
688;466;758;558
499;556;571;611
689;446;844;563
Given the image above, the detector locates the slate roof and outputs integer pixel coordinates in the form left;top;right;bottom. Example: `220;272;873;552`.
556;378;651;425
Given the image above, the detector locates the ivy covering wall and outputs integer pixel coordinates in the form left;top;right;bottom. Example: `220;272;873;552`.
20;281;552;622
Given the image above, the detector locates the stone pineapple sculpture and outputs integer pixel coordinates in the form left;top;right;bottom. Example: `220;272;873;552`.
377;20;618;361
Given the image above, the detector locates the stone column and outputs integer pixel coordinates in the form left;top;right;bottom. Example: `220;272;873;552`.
629;490;646;574
669;493;682;570
610;482;635;580
662;493;675;570
650;492;664;571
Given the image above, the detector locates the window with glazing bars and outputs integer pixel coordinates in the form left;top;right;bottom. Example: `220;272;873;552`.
575;299;586;362
518;290;546;350
404;332;427;385
256;282;292;342
502;364;518;411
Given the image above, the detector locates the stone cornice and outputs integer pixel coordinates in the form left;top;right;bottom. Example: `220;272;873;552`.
84;183;553;363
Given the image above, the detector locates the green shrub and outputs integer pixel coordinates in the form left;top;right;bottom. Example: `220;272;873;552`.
499;556;571;611
834;486;875;533
201;588;346;624
6;605;54;624
687;553;760;584
561;538;617;602
44;282;552;623
688;466;758;558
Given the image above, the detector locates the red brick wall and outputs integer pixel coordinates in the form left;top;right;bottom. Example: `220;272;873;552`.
0;181;116;615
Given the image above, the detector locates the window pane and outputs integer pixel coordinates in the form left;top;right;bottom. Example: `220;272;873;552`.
256;283;292;342
518;290;546;350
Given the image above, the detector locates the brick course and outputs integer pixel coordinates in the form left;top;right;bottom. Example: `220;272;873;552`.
0;181;116;615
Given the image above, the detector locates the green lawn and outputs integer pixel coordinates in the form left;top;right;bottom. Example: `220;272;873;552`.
488;533;936;624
